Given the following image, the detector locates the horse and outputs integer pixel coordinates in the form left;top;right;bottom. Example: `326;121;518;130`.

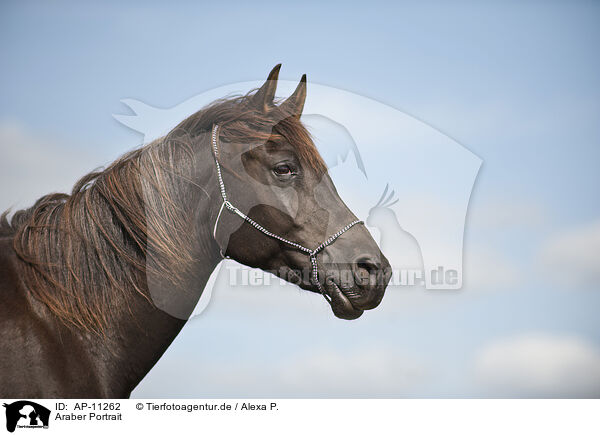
0;65;391;398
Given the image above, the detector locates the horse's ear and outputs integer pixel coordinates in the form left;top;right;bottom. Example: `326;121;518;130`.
252;64;281;111
280;74;307;119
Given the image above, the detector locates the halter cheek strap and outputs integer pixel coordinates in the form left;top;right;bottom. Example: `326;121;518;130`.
210;124;363;301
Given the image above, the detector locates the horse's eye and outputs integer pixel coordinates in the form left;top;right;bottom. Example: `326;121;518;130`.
273;164;292;176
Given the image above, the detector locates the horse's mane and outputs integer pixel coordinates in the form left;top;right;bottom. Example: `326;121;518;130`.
1;90;326;334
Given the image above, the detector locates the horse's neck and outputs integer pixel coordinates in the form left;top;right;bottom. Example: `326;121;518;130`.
100;253;221;396
90;134;223;396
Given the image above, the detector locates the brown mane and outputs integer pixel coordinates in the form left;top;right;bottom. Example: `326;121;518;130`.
0;90;326;334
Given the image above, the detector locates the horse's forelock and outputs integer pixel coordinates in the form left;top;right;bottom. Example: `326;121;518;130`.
180;91;327;174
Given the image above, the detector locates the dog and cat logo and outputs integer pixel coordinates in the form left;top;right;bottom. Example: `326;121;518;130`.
3;401;50;432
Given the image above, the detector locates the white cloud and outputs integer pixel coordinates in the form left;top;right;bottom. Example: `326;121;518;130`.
0;119;104;212
538;220;600;288
277;346;426;397
470;197;550;231
463;245;520;291
474;333;600;397
132;345;427;398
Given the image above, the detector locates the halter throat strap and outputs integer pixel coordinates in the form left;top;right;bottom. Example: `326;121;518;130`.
210;124;363;300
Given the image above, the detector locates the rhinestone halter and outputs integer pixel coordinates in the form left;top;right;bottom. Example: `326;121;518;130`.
210;124;363;301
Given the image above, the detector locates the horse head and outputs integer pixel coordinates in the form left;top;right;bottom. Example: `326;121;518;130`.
207;65;391;319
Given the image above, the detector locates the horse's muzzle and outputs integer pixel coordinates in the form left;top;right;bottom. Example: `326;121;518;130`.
323;253;392;319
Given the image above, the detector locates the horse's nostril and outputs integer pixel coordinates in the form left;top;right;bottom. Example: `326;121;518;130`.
348;255;387;310
353;256;381;290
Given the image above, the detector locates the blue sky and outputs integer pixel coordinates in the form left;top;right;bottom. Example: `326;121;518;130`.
1;1;599;397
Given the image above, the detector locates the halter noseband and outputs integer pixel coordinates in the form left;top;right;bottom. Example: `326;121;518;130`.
210;124;363;301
